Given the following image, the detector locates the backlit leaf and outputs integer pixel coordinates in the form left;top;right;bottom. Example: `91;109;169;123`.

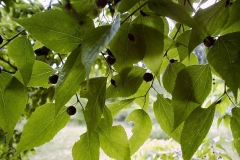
0;77;27;142
126;109;152;155
117;0;139;13
162;62;186;94
207;32;240;99
97;125;130;160
108;99;135;116
181;104;215;160
153;95;183;142
81;14;120;78
72;132;99;160
15;10;92;53
81;77;107;132
8;36;35;85
230;107;240;156
55;47;86;116
172;64;212;128
16;103;70;154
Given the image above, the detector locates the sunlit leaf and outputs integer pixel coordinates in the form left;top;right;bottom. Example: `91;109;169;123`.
181;104;215;160
81;77;107;132
207;32;240;99
231;107;240;156
108;99;135;116
81;14;120;78
117;0;139;13
0;77;27;142
8;36;35;85
55;47;85;116
15;10;92;53
153;95;183;142
97;125;130;160
16;103;70;154
172;64;212;128
72;132;99;160
126;109;152;155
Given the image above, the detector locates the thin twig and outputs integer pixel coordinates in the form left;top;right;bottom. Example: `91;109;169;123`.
121;1;148;25
0;30;25;50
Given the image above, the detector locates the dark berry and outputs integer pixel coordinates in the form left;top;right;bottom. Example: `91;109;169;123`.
216;99;222;104
170;59;178;63
48;74;59;84
114;0;121;5
140;10;148;17
128;33;135;42
0;35;3;45
111;79;117;87
203;36;215;47
107;49;114;57
0;66;3;74
66;106;76;116
96;0;108;8
143;73;153;82
225;0;233;7
35;46;50;56
65;1;72;10
106;56;116;65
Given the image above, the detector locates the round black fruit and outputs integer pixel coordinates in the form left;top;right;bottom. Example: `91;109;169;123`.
96;0;108;8
106;56;116;65
143;73;153;82
128;33;135;42
48;74;59;84
111;79;117;87
170;59;177;63
203;36;215;47
0;35;3;45
66;106;76;116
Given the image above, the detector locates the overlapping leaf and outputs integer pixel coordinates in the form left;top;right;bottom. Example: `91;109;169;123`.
207;32;240;99
15;9;92;53
72;132;100;160
230;107;240;156
106;66;145;98
172;64;212;128
55;47;85;116
8;36;35;85
126;109;152;155
117;0;139;13
81;77;107;132
16;103;70;154
97;125;130;160
108;99;135;116
153;95;183;142
181;104;215;160
0;77;27;142
162;62;186;94
81;14;120;78
223;0;240;31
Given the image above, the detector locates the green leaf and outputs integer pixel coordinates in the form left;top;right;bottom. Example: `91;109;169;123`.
106;66;145;98
55;47;85;116
188;29;204;55
162;62;186;94
97;125;130;160
207;32;240;99
8;36;35;85
193;0;229;36
172;64;212;128
148;0;196;28
126;109;152;155
15;10;92;53
102;106;113;131
81;14;120;78
231;107;240;156
176;30;191;61
117;0;139;13
0;77;27;142
16;103;70;154
28;61;56;88
72;132;100;160
81;77;107;132
0;72;13;90
223;0;240;30
181;104;215;160
153;95;183;142
108;99;135;116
